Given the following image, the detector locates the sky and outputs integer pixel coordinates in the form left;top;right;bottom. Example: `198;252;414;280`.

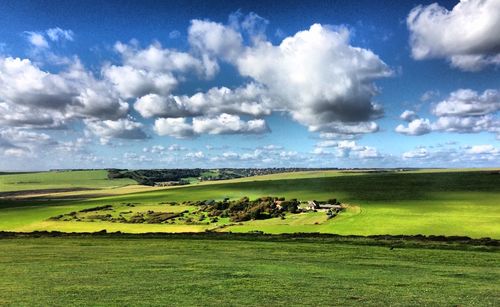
0;0;499;170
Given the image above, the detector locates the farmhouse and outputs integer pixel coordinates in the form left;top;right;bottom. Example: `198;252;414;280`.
274;200;283;210
307;201;342;211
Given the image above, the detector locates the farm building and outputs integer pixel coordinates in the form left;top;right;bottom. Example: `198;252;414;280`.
307;201;342;211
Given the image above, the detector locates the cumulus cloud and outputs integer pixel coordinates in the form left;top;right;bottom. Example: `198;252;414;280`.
103;65;178;99
192;113;269;135
396;88;500;137
154;114;269;138
234;23;390;132
188;19;243;63
0;103;66;128
432;89;500;117
185;19;391;137
85;118;148;142
154;117;195;138
103;42;212;99
402;144;499;166
395;118;433;136
134;83;272;118
407;0;500;71
467;144;499;155
0;128;56;158
313;140;382;159
0;57;74;109
0;57;129;128
397;115;499;136
402;148;429;160
432;115;499;133
400;110;419;122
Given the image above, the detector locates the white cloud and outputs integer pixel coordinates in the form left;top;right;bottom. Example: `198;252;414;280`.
397;88;500;137
0;102;67;128
46;28;74;42
85;118;147;141
310;121;379;135
432;115;499;134
114;42;206;74
0;128;55;158
467;144;498;155
235;24;391;131
407;0;500;71
186;151;205;159
0;57;129;126
402;148;429;159
0;57;74;109
395;118;432;135
134;83;271;119
400;110;419;122
154;117;195;139
25;32;49;48
188;19;243;63
103;65;178;99
401;144;500;166
154;114;269;138
186;19;391;136
432;89;500;117
397;115;500;136
313;140;383;159
25;27;74;51
192;113;269;135
103;42;211;99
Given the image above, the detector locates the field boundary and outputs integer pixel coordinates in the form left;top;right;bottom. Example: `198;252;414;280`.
0;231;497;251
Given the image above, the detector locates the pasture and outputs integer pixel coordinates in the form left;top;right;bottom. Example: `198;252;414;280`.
0;170;136;192
0;235;498;306
0;169;499;238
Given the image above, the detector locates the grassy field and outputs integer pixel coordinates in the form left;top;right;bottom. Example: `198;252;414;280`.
0;170;136;192
0;235;498;306
1;169;499;238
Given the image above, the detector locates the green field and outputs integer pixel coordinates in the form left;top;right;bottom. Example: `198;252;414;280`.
1;170;499;305
0;170;136;192
1;169;499;238
0;235;498;306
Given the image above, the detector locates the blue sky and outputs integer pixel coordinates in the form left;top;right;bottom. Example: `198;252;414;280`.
0;0;499;170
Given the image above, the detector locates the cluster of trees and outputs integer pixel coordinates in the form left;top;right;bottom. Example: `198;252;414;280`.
107;168;343;186
195;196;301;222
108;169;202;186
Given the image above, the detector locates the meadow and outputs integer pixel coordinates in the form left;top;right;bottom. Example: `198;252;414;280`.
0;235;498;306
1;169;499;306
0;170;136;192
1;169;499;238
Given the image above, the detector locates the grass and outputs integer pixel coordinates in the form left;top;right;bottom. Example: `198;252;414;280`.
0;236;498;306
1;169;499;238
0;170;136;192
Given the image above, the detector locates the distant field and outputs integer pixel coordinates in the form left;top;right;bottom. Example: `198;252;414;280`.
0;170;136;192
0;169;499;238
0;236;498;306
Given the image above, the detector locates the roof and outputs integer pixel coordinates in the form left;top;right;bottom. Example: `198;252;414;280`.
320;204;342;209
